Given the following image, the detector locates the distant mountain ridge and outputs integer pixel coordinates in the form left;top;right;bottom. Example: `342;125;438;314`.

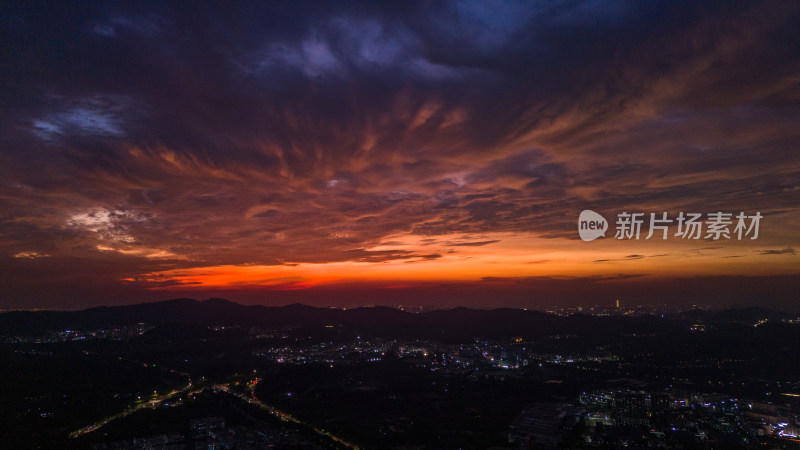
0;298;793;339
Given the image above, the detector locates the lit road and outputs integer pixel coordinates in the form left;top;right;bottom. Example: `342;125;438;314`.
69;372;358;449
68;377;194;439
215;378;359;449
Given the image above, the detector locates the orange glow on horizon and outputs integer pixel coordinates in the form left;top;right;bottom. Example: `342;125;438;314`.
127;232;793;290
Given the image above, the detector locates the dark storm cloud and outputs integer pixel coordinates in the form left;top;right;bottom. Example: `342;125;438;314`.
758;248;796;256
1;1;799;307
480;274;645;285
448;240;500;247
593;254;669;263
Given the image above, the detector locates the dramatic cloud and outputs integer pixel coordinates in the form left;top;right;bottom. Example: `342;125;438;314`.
1;1;798;309
759;248;797;256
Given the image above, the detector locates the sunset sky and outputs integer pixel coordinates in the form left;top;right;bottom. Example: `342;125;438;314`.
1;1;799;310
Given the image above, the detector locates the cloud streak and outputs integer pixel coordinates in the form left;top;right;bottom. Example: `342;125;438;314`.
0;1;798;308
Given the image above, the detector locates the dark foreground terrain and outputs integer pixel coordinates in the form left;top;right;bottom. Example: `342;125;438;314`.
2;299;800;448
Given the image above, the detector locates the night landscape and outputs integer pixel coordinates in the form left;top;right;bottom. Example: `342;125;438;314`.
2;1;799;449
